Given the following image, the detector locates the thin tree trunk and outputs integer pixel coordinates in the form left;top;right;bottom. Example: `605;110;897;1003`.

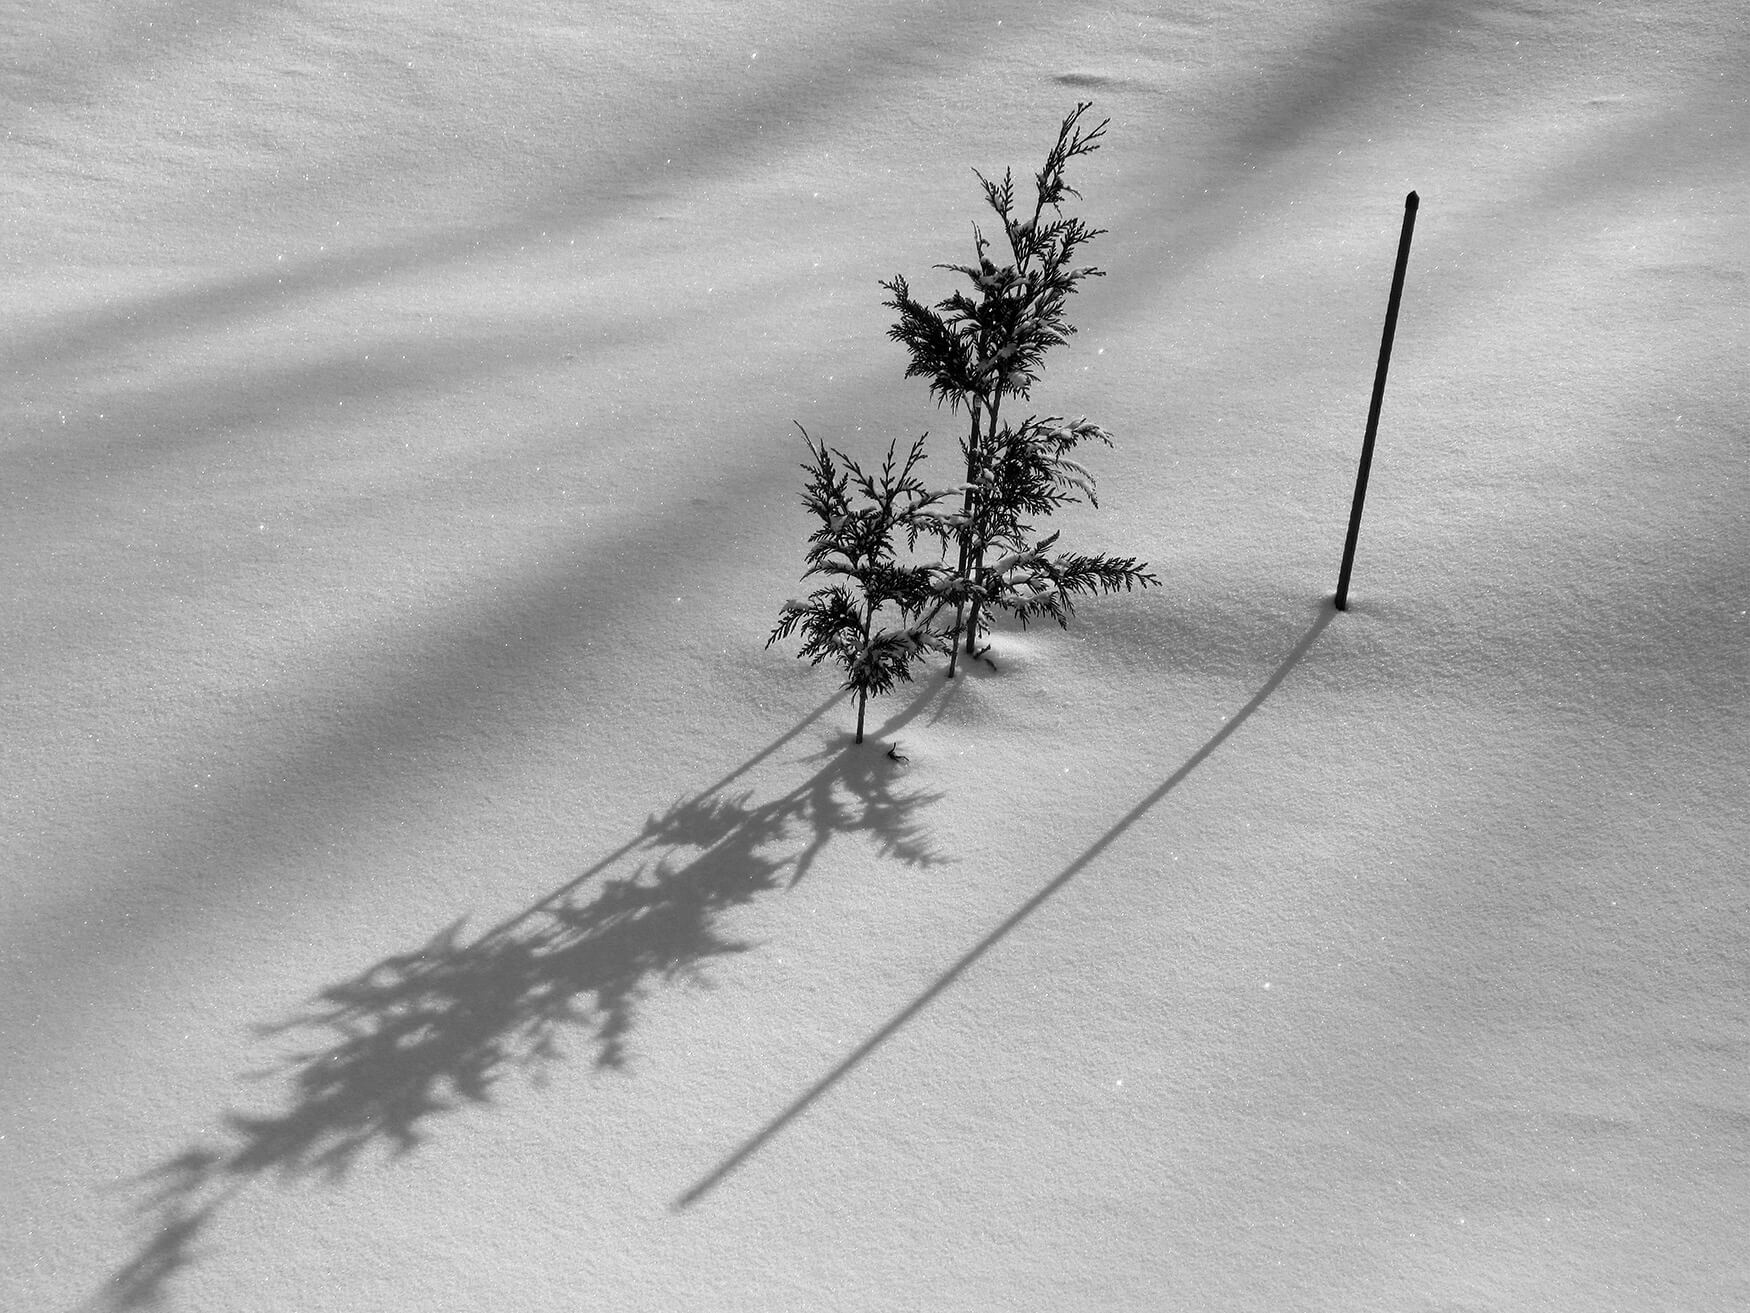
946;400;983;678
963;393;1003;656
855;597;874;741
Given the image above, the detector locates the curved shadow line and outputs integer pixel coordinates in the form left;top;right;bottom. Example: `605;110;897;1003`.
674;599;1338;1209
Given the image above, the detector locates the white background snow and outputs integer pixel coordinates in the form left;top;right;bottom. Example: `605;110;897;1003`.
4;1;1746;1309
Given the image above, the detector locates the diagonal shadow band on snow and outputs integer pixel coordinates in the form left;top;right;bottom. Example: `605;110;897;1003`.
8;0;1604;391
674;598;1337;1210
0;318;673;500
95;684;949;1312
1;1;1021;384
5;438;808;1037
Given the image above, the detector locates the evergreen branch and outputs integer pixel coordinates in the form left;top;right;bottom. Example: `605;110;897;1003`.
881;275;980;411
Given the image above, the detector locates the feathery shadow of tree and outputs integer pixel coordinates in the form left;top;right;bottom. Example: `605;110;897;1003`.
96;688;948;1311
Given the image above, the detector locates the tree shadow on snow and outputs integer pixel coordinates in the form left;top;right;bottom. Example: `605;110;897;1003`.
96;687;947;1311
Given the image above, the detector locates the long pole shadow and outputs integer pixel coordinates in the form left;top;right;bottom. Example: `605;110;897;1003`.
675;599;1338;1209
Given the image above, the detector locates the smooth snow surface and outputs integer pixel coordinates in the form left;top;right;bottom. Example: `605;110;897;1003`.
4;2;1747;1310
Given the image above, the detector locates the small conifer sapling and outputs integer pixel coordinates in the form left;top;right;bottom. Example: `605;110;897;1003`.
882;101;1157;674
766;426;955;743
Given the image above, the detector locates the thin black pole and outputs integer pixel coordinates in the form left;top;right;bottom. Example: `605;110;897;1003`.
1336;190;1418;611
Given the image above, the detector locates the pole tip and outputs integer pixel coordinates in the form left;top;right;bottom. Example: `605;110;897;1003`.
1406;190;1419;209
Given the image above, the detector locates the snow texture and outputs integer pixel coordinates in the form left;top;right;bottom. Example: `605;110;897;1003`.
3;1;1747;1310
